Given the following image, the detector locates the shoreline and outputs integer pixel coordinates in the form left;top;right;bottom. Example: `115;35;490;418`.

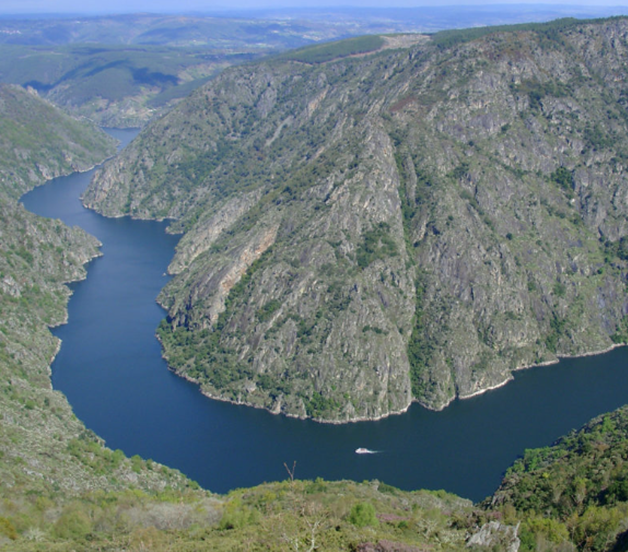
556;342;623;360
457;376;515;401
455;358;562;403
44;240;104;387
166;340;627;425
24;133;118;195
166;363;414;424
455;343;625;405
20;153;111;385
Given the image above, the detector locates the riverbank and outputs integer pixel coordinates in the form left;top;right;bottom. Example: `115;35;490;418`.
164;339;628;425
20;130;628;500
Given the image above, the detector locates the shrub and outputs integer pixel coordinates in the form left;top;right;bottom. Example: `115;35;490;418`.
52;508;93;540
523;516;570;546
0;517;17;540
550;166;574;191
348;502;378;527
219;497;259;530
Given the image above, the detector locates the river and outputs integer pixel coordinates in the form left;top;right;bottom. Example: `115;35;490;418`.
20;127;628;503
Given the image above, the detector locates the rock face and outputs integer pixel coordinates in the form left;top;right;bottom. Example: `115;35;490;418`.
87;18;628;421
467;521;520;551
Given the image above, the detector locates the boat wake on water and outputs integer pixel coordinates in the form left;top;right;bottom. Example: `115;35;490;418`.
355;448;379;454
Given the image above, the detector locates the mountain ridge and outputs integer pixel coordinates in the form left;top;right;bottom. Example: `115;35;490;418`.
87;17;628;422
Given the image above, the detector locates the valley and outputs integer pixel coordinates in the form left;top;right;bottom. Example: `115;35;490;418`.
3;14;628;551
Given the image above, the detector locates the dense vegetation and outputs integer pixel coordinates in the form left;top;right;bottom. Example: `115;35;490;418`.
491;406;628;551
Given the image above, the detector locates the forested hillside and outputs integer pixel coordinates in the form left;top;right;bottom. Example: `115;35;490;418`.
0;85;207;548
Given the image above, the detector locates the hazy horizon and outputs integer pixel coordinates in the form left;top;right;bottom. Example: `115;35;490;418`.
2;0;628;16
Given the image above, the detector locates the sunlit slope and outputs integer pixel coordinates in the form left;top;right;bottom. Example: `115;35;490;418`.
88;18;628;422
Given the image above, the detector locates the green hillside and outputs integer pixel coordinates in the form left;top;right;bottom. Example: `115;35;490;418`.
0;83;116;199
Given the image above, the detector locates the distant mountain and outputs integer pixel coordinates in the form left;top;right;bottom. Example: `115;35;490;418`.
87;18;628;422
2;9;628;128
2;8;627;45
0;13;356;47
0;14;403;127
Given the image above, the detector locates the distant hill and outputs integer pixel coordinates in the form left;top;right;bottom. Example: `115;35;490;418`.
1;7;627;46
2;8;627;127
0;83;116;198
0;12;428;127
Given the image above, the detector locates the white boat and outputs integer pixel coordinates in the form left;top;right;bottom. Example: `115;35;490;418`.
355;447;375;454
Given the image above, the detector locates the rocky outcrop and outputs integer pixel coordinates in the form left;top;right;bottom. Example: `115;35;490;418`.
89;18;628;421
467;521;520;552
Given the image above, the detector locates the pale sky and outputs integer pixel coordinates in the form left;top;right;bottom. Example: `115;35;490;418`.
3;0;628;14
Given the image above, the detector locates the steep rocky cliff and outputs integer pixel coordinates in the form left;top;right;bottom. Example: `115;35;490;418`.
87;18;628;421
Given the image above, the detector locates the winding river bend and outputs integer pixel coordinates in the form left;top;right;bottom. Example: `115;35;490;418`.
21;128;628;502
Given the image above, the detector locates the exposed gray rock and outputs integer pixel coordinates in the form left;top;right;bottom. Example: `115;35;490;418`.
88;18;628;421
467;521;520;552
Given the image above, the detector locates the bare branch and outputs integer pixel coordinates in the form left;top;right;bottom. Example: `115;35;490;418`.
284;461;297;484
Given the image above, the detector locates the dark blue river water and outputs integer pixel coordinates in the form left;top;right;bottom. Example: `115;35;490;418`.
21;128;628;502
